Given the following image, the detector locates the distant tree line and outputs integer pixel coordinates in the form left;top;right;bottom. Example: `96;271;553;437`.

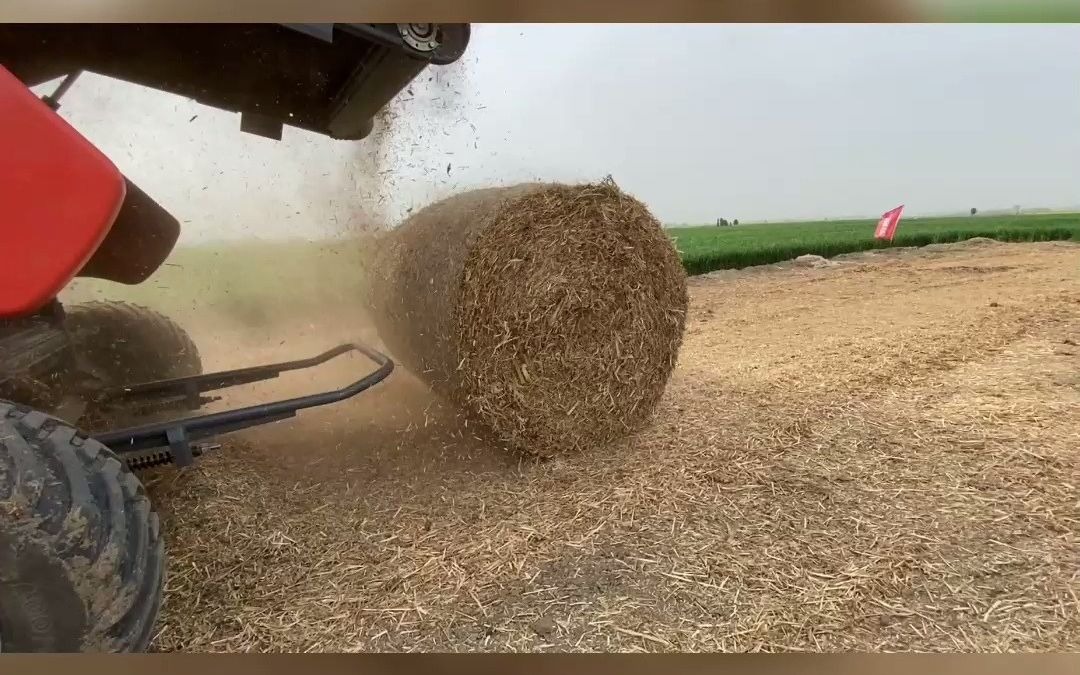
715;218;740;227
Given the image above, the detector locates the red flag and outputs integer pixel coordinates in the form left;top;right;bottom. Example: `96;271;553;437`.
874;205;905;242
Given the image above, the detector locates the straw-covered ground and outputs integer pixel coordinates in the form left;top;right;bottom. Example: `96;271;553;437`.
146;239;1080;652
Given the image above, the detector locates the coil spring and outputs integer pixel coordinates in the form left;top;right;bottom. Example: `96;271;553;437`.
123;449;174;471
121;445;207;472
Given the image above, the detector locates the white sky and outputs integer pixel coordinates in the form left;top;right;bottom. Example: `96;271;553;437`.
45;23;1080;243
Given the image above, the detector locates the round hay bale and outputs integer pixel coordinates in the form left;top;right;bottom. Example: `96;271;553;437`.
366;180;687;456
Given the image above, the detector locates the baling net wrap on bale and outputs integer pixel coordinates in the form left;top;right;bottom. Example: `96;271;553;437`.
368;180;688;456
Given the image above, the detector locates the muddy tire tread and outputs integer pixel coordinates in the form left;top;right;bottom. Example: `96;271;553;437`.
0;401;164;652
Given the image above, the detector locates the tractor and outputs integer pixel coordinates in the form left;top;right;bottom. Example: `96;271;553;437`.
0;23;470;652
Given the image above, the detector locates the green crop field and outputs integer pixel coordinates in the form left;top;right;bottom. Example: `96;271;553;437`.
63;213;1080;326
62;238;372;327
670;213;1080;276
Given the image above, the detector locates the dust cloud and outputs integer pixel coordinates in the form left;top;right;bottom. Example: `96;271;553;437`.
367;56;478;226
180;44;484;479
46;31;483;480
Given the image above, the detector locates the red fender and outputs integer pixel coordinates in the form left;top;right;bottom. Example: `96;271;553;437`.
0;65;125;318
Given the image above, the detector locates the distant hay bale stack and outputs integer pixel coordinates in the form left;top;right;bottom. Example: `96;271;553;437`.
367;180;687;455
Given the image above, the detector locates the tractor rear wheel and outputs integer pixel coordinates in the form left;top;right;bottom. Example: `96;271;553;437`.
0;402;165;652
64;301;202;430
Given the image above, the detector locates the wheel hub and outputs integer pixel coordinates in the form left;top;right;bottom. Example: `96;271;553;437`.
398;23;441;53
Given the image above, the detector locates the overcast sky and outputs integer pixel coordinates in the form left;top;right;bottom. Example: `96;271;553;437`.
49;23;1080;243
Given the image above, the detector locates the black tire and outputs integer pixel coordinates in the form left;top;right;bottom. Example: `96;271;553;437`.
65;301;202;429
0;402;165;652
66;301;202;385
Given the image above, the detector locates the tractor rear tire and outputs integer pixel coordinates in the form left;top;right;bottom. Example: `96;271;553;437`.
0;402;165;652
64;301;202;429
66;301;202;384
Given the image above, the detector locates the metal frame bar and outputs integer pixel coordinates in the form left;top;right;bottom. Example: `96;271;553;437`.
92;342;394;464
41;70;80;110
99;343;367;401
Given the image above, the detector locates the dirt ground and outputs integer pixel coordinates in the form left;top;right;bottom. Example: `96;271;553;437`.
145;240;1080;652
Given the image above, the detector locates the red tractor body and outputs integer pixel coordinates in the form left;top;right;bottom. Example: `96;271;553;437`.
0;64;129;317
